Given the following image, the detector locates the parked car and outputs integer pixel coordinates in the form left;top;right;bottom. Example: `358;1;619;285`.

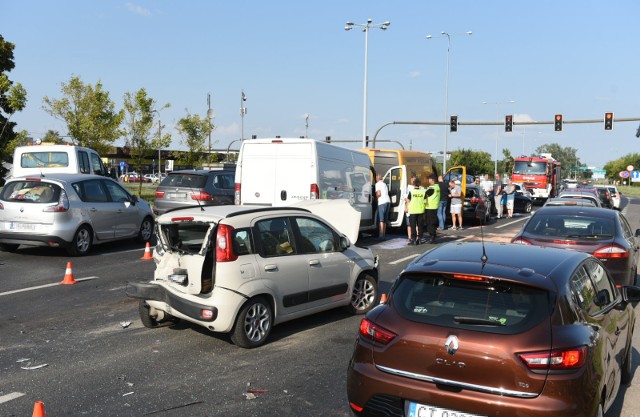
127;202;379;348
121;172;150;183
455;184;491;224
346;241;640;417
491;183;533;215
0;174;154;256
153;166;236;216
512;206;640;286
544;197;597;207
557;190;602;207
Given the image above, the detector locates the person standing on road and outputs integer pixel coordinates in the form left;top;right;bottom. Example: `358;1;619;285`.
425;176;441;244
493;173;504;219
504;178;516;218
437;175;449;230
375;174;391;240
404;176;417;243
481;174;494;200
405;178;426;245
449;179;463;230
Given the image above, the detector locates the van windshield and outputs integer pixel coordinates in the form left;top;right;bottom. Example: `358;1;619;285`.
21;152;70;168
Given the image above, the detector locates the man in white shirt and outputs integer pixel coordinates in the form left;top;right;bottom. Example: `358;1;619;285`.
375;174;391;240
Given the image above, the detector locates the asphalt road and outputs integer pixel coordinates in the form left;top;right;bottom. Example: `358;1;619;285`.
1;199;640;417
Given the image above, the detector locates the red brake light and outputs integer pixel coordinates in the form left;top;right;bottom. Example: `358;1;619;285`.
359;318;396;345
594;244;629;259
511;237;532;245
216;224;238;262
469;197;480;203
171;217;194;222
310;184;319;200
155;190;165;198
518;346;587;370
25;177;42;182
452;274;489;282
191;191;212;201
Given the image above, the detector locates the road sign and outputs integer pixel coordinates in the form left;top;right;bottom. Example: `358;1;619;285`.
620;171;630;178
627;165;635;172
632;171;640;182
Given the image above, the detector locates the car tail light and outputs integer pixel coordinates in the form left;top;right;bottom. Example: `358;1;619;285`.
511;237;532;245
594;244;629;259
234;183;241;205
155;190;165;198
359;318;396;345
310;184;319;200
469;197;481;203
191;191;212;201
0;202;3;210
43;190;69;213
518;346;587;370
171;216;194;222
349;403;364;413
452;274;489;282
216;224;238;262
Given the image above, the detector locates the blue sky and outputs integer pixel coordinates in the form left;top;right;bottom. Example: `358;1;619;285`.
2;0;639;168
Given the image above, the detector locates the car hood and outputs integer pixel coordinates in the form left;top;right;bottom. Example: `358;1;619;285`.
290;199;361;244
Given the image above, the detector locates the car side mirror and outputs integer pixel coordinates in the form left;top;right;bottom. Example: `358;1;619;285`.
621;285;640;307
635;229;640;238
339;235;351;251
131;194;139;205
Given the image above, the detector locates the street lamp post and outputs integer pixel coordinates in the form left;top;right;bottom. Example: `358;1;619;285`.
240;90;247;141
207;93;215;169
151;109;163;179
426;31;472;173
482;100;515;176
345;19;390;148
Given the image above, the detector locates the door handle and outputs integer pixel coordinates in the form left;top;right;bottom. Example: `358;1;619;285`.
309;259;320;266
264;264;278;272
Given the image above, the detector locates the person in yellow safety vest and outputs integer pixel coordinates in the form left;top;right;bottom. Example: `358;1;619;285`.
425;176;441;244
405;178;426;245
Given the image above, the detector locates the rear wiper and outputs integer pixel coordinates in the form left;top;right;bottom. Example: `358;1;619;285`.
453;316;505;326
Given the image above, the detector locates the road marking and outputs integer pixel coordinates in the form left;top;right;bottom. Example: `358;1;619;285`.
0;392;25;404
389;254;420;265
0;276;99;297
494;216;528;229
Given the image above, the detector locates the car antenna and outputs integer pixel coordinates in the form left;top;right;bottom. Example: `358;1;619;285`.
480;215;488;264
188;178;205;211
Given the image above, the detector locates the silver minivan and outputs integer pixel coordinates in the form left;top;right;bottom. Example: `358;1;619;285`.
0;174;154;255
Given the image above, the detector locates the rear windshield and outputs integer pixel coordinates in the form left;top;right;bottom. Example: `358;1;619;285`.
524;214;615;239
160;173;207;188
0;180;61;204
160;222;213;254
20;151;69;168
393;273;549;335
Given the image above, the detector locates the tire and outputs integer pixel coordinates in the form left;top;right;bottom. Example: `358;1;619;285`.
136;216;154;242
0;243;19;252
66;225;92;256
348;273;378;315
138;300;160;328
622;339;633;384
230;297;273;348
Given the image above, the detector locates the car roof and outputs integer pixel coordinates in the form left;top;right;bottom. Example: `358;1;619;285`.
532;205;617;219
170;167;236;175
545;197;596;206
156;205;311;223
406;241;588;289
9;173;113;183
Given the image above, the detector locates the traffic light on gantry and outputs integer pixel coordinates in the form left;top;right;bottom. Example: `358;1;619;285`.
450;115;458;132
604;112;614;131
505;115;513;132
554;114;563;131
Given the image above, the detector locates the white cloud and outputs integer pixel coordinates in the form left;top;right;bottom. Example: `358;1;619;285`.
513;113;534;123
408;71;421;78
126;3;151;16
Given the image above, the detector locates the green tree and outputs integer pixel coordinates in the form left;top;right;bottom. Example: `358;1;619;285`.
534;143;580;178
41;130;65;144
501;148;514;177
176;112;212;169
122;88;170;194
448;149;493;176
603;153;640;183
0;34;28;184
42;75;124;154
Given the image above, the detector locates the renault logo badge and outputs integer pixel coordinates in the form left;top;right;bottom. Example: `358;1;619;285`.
444;335;459;355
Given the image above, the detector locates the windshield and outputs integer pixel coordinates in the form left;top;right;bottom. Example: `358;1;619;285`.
513;161;546;175
159;221;213;254
524;214;615;239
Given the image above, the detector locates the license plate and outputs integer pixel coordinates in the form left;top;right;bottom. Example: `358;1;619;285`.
167;193;187;199
5;222;39;231
407;402;486;417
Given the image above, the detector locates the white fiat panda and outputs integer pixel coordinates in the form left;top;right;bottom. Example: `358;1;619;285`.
127;203;379;348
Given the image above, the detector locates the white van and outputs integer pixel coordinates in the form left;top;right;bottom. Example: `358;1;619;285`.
234;138;376;232
12;144;109;178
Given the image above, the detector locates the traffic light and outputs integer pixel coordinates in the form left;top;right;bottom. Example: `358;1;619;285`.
505;115;513;132
554;114;563;131
450;115;458;132
604;112;614;131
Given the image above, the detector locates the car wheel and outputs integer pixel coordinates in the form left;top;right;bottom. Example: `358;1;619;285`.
136;216;154;242
524;201;532;213
67;225;92;256
138;300;161;328
230;297;273;348
0;243;20;252
348;273;378;314
622;339;633;384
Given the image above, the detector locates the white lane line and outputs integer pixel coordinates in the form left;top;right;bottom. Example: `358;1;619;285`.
494;216;528;229
0;276;99;297
389;254;420;265
0;392;25;404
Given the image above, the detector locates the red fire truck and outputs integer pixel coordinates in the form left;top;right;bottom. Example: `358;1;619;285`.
511;153;561;203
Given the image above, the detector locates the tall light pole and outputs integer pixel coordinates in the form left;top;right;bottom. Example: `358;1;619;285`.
240;90;247;141
151;109;163;178
207;93;214;168
426;31;472;173
482;100;515;176
345;19;390;148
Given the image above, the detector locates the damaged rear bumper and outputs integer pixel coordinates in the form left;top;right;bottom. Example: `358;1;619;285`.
126;281;218;322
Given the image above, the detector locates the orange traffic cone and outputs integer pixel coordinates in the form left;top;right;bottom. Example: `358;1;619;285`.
32;401;45;417
140;242;153;260
379;293;388;304
60;261;77;285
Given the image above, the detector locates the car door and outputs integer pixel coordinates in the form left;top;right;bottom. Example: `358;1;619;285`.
253;216;310;315
102;179;140;238
618;213;640;280
382;165;406;228
292;216;351;308
74;179;116;240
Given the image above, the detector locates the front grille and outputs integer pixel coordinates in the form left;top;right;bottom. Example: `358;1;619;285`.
363;394;403;417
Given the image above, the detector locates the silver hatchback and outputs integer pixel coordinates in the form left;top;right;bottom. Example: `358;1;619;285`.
0;174;154;256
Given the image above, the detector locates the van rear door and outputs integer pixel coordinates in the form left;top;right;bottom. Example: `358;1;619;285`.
383;165;406;228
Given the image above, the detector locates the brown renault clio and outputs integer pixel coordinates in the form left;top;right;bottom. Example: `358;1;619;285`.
347;242;639;417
